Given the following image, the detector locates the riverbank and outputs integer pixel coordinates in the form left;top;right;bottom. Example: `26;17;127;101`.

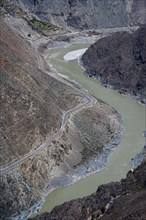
47;111;122;189
29;104;123;219
131;145;146;170
28;99;123;219
29;160;146;220
41;32;145;113
27;27;145;217
1;4;145;219
47;47;144;110
33;41;144;216
78;54;145;106
81;26;146;105
82;68;145;105
26;39;124;219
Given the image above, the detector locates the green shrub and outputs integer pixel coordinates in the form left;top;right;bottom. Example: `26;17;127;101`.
29;17;57;33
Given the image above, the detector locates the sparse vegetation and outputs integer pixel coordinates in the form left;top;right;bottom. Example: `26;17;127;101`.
28;17;58;35
72;103;118;162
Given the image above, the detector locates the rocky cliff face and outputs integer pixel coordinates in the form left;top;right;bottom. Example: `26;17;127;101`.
81;25;146;103
29;160;146;220
13;0;146;30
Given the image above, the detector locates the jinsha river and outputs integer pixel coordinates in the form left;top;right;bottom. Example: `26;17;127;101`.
35;43;145;215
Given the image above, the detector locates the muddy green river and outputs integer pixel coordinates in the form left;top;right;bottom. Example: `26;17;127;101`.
37;43;145;214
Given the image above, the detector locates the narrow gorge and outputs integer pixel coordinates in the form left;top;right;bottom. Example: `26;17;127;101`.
0;1;146;220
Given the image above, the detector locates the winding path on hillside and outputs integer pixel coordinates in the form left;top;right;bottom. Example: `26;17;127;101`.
0;39;94;175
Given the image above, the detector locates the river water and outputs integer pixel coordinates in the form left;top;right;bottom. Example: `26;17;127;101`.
36;43;145;214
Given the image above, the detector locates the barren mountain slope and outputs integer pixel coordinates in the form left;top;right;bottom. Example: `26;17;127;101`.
13;0;146;30
0;19;82;167
0;17;121;220
81;25;146;102
0;18;82;219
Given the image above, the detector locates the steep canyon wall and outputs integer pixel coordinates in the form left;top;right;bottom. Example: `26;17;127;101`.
14;0;146;30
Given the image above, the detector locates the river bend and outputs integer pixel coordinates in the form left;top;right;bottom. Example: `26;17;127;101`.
36;43;145;214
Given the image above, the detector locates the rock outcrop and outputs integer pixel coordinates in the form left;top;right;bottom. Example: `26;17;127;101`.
13;0;146;30
81;25;146;103
29;160;146;220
